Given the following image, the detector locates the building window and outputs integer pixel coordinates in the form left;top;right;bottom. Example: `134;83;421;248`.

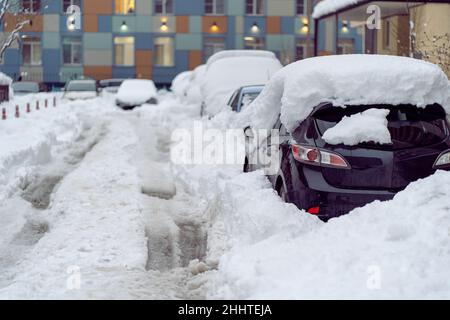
154;37;174;67
114;36;135;66
205;0;225;15
337;39;354;55
246;0;263;15
296;0;306;15
22;0;41;13
154;0;173;15
244;36;265;50
63;0;81;12
63;37;82;65
115;0;135;15
22;36;42;65
204;37;226;61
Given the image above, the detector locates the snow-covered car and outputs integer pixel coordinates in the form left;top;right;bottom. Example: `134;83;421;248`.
63;80;99;100
115;79;158;110
171;71;192;99
227;85;264;113
242;55;450;221
99;79;126;94
12;81;40;96
201;50;282;116
185;64;206;105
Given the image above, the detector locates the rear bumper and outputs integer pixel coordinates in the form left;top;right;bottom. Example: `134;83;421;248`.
287;188;395;220
287;166;396;220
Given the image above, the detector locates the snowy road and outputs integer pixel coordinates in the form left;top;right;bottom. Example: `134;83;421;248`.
1;92;450;299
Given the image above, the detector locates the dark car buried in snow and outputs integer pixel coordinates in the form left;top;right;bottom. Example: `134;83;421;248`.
243;55;450;221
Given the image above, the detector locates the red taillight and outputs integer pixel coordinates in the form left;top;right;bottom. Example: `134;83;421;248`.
307;206;320;215
291;144;350;169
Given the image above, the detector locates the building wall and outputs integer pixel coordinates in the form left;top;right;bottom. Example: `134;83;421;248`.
1;0;362;85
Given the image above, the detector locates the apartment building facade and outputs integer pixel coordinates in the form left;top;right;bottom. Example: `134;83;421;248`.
1;0;362;86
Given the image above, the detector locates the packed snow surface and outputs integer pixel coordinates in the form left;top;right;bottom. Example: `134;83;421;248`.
186;65;206;105
312;0;364;19
323;108;392;146
117;79;157;105
241;55;450;132
202;50;282;116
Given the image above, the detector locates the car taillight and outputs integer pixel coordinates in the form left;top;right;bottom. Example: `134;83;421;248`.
434;150;450;168
291;144;350;169
307;206;320;215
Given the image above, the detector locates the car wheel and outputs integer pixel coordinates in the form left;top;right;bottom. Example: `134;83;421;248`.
277;183;288;202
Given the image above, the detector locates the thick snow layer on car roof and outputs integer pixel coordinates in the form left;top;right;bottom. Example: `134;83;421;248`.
171;71;192;98
312;0;364;19
0;72;12;85
117;79;157;105
206;50;278;67
202;51;282;116
243;55;450;132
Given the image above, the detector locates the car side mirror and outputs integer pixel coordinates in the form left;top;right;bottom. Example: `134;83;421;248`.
244;126;254;139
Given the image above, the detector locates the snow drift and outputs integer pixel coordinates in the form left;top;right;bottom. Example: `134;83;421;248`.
241;55;450;132
117;79;157;106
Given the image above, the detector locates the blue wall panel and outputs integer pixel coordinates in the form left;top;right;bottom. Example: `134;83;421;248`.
98;15;113;32
42;49;61;82
175;0;204;15
135;33;154;50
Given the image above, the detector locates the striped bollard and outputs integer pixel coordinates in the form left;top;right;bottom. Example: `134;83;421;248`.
26;103;31;113
36;101;40;110
15;105;20;118
1;108;6;120
53;96;56;107
45;99;48;108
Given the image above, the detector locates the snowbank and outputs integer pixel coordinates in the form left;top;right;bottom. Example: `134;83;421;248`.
323;108;392;146
209;170;450;299
241;55;450;132
186;65;207;105
116;79;157;105
312;0;363;19
171;71;192;98
202;51;282;116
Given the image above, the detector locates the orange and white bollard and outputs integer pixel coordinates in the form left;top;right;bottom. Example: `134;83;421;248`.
53;96;56;107
15;105;20;118
26;103;31;113
36;101;40;110
45;99;48;108
2;108;6;120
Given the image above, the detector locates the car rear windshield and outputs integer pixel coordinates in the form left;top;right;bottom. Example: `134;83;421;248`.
314;104;448;149
67;82;96;92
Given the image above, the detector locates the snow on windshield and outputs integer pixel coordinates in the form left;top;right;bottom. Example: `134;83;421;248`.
322;108;392;146
240;55;450;132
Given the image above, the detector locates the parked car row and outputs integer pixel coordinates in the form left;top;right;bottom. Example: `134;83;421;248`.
171;50;450;222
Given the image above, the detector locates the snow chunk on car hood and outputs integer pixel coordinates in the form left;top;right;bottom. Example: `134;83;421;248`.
242;55;450;132
323;108;392;146
117;79;157;105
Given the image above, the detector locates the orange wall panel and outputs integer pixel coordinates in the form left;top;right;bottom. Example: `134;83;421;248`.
267;16;281;34
84;15;98;32
202;16;228;34
176;16;189;33
84;0;113;14
84;66;113;80
189;51;203;70
136;50;152;67
136;66;152;80
4;13;43;32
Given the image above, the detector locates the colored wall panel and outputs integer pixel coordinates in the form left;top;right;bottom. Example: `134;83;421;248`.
43;14;60;32
136;15;153;32
267;0;295;16
188;50;202;70
84;49;113;66
42;49;61;82
83;33;113;50
84;66;113;80
227;0;244;16
175;0;203;15
175;34;202;50
176;16;190;33
189;16;202;34
267;16;281;34
136;0;153;15
135;33;154;50
84;0;113;15
4;14;43;32
98;15;113;32
43;32;60;49
84;15;99;32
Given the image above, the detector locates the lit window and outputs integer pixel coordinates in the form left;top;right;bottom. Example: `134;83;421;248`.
63;37;82;65
22;36;42;65
203;37;225;61
114;36;135;66
63;0;81;12
115;0;135;15
154;37;174;67
296;0;306;15
245;0;263;15
205;0;225;15
22;0;41;13
154;0;173;15
244;36;265;50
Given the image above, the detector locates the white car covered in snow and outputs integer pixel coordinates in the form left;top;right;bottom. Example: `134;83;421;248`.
201;50;282;116
63;80;99;100
116;79;158;110
171;71;192;99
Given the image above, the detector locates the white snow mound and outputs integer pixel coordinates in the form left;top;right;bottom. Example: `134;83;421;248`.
242;55;450;132
323;108;392;146
312;0;364;19
117;79;157;105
